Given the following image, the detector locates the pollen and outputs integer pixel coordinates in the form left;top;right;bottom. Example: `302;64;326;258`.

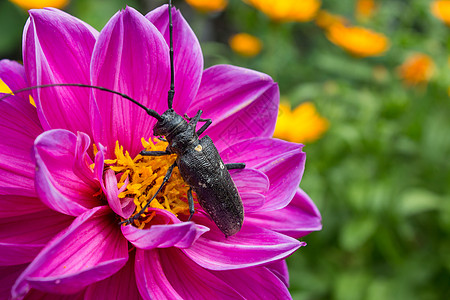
105;138;192;228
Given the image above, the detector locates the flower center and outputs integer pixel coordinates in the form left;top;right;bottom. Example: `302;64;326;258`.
104;138;191;228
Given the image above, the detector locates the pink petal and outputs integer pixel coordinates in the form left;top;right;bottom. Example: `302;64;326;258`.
135;249;182;300
90;144;133;217
23;8;98;136
240;192;265;213
0;59;30;98
146;5;203;114
221;137;302;169
230;168;270;213
0;83;43;196
73;131;98;187
128;207;181;226
0;195;47;218
34;130;101;216
211;265;291;299
135;248;242;299
12;206;128;298
187;65;279;151
84;252;141;300
260;148;305;211
183;215;304;270
0;209;73;266
229;168;269;194
247;188;322;238
0;264;27;300
122;221;208;250
91;7;170;157
24;289;86;299
265;260;289;288
102;169;133;219
222;138;306;211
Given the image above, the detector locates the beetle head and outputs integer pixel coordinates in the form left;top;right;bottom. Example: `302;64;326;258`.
153;109;185;137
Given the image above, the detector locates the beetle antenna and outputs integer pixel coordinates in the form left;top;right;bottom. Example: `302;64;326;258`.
167;0;175;110
0;83;162;121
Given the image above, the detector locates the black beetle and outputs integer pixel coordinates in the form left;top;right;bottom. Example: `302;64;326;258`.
118;0;246;236
1;0;245;236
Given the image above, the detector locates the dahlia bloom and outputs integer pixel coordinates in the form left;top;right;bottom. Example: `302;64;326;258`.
0;5;321;299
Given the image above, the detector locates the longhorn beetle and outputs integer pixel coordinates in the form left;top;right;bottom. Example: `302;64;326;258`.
1;0;245;236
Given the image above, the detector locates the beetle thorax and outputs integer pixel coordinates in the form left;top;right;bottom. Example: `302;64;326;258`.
153;109;197;155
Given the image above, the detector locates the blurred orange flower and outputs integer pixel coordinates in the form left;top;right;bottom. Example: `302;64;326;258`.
397;53;434;86
431;1;450;25
229;33;263;57
326;23;389;57
245;0;321;23
185;0;228;13
8;0;68;9
274;102;329;144
355;0;377;20
315;10;348;29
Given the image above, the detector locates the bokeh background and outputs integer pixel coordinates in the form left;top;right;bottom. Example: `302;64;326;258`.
1;0;449;299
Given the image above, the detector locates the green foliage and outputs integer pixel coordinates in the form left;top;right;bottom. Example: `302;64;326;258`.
1;0;449;299
199;1;450;299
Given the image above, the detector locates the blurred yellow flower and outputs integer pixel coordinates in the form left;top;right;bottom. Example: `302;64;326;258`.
229;33;263;57
326;23;389;57
431;1;450;25
397;53;434;86
274;102;328;144
185;0;228;13
9;0;68;10
355;0;377;20
245;0;321;23
315;10;348;30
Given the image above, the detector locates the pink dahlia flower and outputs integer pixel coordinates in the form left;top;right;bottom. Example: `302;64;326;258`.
0;5;322;299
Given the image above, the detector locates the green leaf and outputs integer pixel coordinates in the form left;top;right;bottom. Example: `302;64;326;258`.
340;217;377;251
399;188;440;216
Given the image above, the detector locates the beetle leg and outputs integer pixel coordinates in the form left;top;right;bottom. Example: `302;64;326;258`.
187;188;195;221
184;112;208;122
140;149;171;156
184;115;209;122
119;162;177;225
225;163;245;170
195;118;212;136
185;110;212;136
187;110;203;127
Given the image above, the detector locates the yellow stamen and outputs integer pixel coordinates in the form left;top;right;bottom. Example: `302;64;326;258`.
29;95;36;107
105;138;192;228
0;79;13;95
